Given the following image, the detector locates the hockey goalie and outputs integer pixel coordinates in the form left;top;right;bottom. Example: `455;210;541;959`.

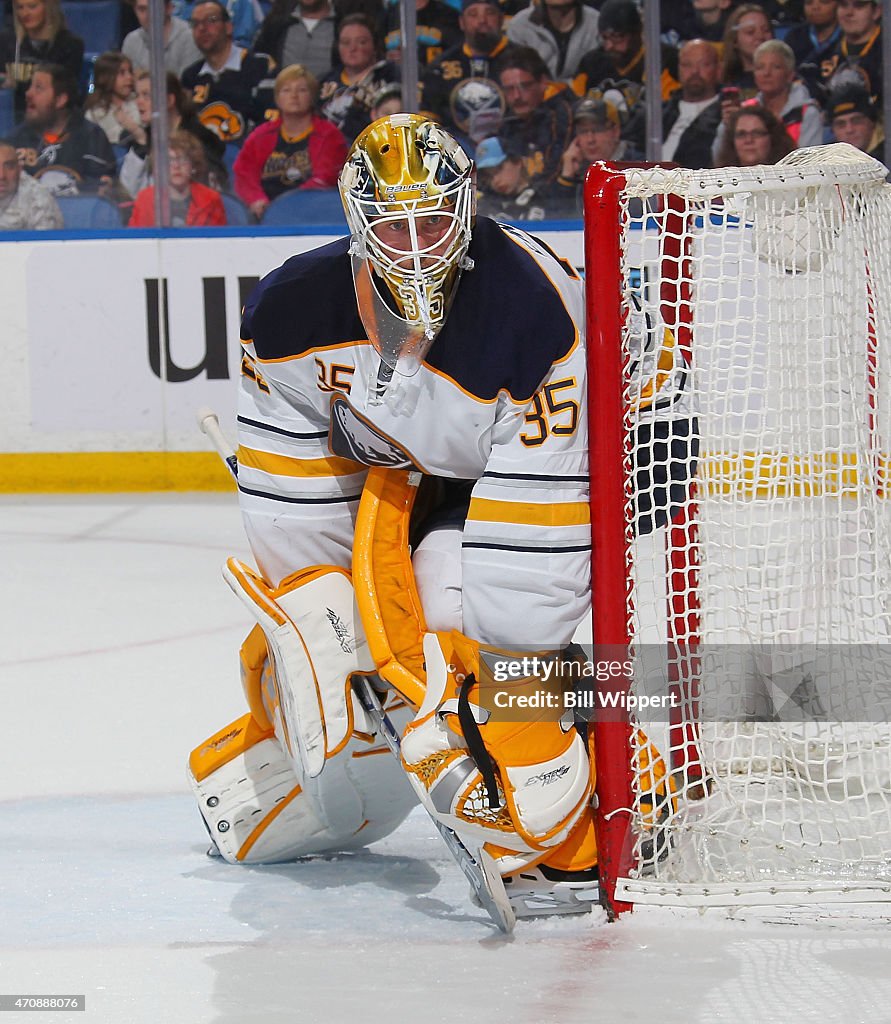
188;114;600;922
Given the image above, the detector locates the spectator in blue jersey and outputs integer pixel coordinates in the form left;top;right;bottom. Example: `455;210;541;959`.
233;62;347;219
319;14;400;143
384;0;461;67
181;0;276;145
0;0;83;119
122;0;202;76
11;63;117;196
419;0;514;144
506;0;600;83
496;46;573;187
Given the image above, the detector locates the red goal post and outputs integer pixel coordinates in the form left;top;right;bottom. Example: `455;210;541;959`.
584;146;891;919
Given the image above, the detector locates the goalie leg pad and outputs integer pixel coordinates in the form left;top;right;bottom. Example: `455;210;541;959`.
189;707;417;864
223;559;376;783
400;633;594;859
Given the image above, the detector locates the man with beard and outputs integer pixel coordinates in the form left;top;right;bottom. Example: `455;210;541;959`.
420;0;516;147
661;38;722;166
11;63;116;197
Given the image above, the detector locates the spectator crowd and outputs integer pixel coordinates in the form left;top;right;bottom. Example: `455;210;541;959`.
0;0;885;228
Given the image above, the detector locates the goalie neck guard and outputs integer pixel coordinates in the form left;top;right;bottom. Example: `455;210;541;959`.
338;114;475;378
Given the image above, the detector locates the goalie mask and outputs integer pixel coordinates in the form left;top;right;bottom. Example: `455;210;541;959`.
339;114;475;378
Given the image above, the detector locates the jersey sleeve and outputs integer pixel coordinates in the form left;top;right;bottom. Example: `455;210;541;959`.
459;340;590;649
236;342;368;587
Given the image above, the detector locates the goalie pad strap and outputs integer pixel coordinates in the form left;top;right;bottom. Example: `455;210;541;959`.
458;673;500;811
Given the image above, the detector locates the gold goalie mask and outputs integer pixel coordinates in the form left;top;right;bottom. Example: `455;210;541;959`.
338;114;476;378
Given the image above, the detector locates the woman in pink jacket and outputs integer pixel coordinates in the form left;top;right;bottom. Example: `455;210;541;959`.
233;63;349;221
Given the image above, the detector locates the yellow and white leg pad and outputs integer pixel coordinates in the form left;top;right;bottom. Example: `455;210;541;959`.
189;708;417;864
400;633;593;859
222;558;375;786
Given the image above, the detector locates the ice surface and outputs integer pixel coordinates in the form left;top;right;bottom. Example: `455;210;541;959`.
2;496;890;1024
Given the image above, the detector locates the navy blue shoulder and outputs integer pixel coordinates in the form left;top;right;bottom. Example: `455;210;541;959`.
426;217;580;403
241;236;365;359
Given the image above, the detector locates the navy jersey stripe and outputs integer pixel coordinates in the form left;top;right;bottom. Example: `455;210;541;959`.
237;484;363;504
462;541;592;554
238;415;329;440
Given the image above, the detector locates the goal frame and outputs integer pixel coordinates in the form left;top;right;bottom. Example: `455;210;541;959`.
583;152;891;920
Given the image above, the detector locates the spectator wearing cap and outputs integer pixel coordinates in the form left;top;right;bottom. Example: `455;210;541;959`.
181;0;275;145
497;45;573;185
0;136;62;228
713;39;823;160
474;134;557;219
319;15;400;143
121;0;201;76
828;84;884;157
419;0;516;145
573;0;679;108
253;0;337;80
505;0;600;83
818;0;882;104
548;96;642;213
384;0;462;67
662;38;722;167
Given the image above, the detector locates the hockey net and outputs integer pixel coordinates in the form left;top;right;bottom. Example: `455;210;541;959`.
584;145;891;915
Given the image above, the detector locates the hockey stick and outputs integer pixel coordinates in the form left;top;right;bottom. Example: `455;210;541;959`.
197;407;239;479
195;407;516;934
353;676;516;934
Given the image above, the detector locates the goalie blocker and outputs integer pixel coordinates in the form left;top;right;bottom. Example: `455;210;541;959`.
188;468;602;917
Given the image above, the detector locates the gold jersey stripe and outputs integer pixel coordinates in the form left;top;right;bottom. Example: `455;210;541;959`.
238;445;364;479
467;497;591;528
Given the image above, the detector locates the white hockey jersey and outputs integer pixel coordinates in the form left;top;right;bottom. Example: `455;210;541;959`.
237;217;590;648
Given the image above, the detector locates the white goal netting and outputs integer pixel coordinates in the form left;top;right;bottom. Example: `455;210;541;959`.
599;145;891;906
